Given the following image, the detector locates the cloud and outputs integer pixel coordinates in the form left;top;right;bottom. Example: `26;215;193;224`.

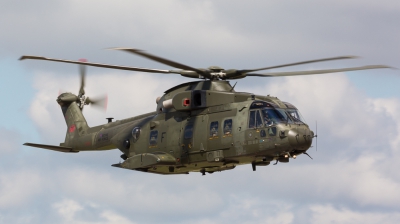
57;168;224;216
310;204;400;224
4;0;399;69
368;98;400;151
1;0;250;61
264;156;400;208
0;128;21;155
53;199;83;222
0;170;42;208
53;199;136;224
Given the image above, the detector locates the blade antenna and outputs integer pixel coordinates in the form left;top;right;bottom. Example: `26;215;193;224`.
316;121;318;151
303;152;313;160
230;82;237;92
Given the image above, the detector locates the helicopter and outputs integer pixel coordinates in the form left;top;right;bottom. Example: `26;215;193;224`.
20;49;391;175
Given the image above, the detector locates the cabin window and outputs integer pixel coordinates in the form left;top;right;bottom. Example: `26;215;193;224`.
132;127;141;142
149;130;158;147
210;121;219;137
260;129;266;137
223;119;233;136
269;127;277;136
184;124;194;139
249;110;263;128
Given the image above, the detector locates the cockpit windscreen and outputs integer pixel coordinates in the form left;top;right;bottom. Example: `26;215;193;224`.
261;108;292;126
286;109;306;123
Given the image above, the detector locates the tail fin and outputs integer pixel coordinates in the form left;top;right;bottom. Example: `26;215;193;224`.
23;98;89;152
60;99;89;147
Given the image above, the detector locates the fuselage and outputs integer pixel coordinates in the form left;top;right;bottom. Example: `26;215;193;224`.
66;80;314;174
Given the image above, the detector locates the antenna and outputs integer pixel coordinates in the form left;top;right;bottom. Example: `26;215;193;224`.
230;82;237;92
315;121;318;151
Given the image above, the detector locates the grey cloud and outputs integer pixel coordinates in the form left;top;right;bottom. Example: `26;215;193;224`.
2;0;399;71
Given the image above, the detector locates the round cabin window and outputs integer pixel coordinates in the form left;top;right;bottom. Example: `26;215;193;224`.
132;127;141;142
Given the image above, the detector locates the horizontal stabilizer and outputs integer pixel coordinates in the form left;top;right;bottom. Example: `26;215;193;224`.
23;143;78;153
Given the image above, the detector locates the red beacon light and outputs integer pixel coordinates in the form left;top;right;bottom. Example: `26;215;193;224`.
183;98;190;107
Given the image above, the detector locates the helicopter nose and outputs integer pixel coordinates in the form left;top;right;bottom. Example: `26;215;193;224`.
288;127;313;150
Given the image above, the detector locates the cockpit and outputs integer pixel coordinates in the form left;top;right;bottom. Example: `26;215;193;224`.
248;101;306;128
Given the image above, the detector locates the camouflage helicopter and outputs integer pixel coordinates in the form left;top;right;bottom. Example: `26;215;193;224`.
21;49;390;175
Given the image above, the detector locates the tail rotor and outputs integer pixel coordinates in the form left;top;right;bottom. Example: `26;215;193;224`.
84;95;108;111
57;59;107;112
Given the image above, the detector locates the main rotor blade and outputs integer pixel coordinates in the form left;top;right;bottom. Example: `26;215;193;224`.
246;65;391;77
20;55;171;74
111;48;211;79
239;56;358;73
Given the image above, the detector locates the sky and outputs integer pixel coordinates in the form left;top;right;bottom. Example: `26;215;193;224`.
1;0;400;223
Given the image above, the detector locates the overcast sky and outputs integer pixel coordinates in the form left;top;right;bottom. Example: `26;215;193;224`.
1;0;400;223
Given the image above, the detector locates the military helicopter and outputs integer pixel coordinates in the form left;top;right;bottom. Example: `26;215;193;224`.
20;49;390;175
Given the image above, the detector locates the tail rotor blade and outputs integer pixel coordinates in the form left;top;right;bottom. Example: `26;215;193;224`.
85;95;108;111
78;59;87;96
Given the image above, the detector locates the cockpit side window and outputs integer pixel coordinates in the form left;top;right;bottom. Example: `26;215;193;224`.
249;110;264;128
287;109;306;123
255;110;263;128
249;110;256;128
